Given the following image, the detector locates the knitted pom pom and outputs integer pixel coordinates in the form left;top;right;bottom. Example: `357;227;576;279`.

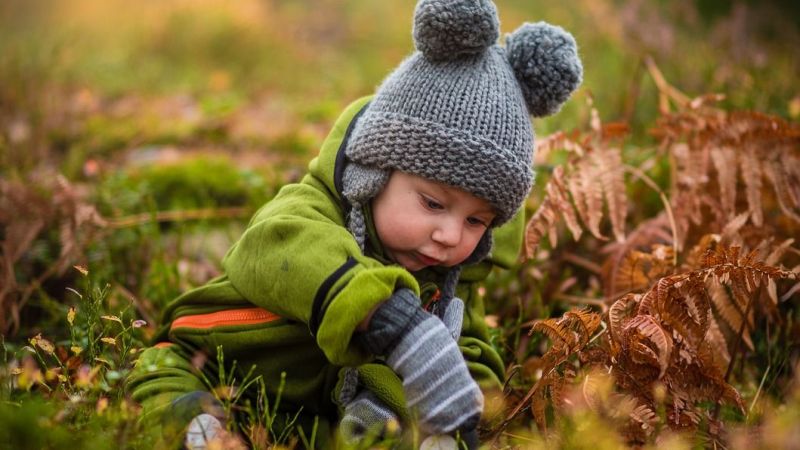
506;22;583;117
413;0;499;62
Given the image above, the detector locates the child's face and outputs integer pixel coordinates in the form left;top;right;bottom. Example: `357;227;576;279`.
371;171;495;272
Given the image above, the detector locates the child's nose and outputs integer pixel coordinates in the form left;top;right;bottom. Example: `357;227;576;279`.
431;218;462;247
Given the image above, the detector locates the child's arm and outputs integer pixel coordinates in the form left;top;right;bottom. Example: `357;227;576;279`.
221;179;420;367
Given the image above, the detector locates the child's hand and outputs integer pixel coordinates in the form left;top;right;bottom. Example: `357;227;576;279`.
357;289;482;435
339;389;401;444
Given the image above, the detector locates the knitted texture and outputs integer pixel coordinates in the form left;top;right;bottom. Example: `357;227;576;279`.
387;315;482;434
413;0;499;62
357;288;482;434
339;390;401;443
357;288;425;356
345;47;535;225
342;163;390;252
506;22;584;117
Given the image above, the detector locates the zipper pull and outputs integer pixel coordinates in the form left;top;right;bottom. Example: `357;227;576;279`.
423;288;442;313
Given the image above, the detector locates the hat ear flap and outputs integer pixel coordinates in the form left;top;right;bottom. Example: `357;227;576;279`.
413;0;500;62
506;21;583;117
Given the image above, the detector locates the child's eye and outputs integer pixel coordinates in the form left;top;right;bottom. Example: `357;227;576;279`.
467;217;488;227
421;196;444;210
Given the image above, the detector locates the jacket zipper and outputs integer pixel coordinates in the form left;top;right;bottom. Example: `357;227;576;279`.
171;307;280;330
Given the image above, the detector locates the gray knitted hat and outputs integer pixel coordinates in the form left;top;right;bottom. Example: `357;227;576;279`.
342;0;582;299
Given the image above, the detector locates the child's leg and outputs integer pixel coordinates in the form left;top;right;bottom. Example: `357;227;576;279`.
126;344;213;445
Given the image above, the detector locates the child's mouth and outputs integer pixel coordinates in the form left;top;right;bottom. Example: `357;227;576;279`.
415;252;441;266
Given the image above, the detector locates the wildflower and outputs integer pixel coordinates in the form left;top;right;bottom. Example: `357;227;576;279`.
30;333;55;355
101;315;123;325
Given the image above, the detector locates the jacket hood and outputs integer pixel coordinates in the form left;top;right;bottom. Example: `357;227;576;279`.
307;96;373;209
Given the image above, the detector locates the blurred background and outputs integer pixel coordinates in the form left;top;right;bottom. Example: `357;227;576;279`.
2;0;798;172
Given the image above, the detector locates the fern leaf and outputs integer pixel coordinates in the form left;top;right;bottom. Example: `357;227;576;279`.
625;315;673;378
565;307;602;341
704;313;731;371
765;238;795;266
595;146;627;242
531;318;573;349
575;156;606;240
609;294;639;344
524;195;558;258
551;166;583;242
707;279;754;351
630;403;658;428
764;157;800;223
659;293;705;347
710;146;738;218
682;273;710;334
739;145;763;226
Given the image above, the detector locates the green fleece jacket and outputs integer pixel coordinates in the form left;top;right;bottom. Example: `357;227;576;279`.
126;97;523;442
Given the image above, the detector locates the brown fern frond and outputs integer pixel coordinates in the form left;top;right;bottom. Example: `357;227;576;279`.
681;272;710;334
704;312;731;371
629;402;658;430
594;146;627;242
707;279;754;351
763;156;800;223
573;155;606;240
612;246;675;297
659;293;706;347
564;307;603;342
738;144;764;226
710;146;738;218
765;238;796;265
624;315;673;378
524;167;584;257
609;294;639;345
684;233;720;270
601;215;674;297
529;317;573;349
551;166;583;242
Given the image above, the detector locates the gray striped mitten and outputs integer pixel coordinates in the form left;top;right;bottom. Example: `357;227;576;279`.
357;289;482;435
339;390;401;443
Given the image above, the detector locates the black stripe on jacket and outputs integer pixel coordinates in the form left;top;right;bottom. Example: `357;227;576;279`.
310;101;369;337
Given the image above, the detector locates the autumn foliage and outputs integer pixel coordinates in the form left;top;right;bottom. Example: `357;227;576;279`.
492;62;799;447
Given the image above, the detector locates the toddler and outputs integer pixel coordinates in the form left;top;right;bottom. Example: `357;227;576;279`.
127;0;582;448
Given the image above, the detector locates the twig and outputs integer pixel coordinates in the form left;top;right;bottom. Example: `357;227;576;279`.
113;283;156;327
747;365;770;419
623;165;679;267
561;252;603;274
552;293;607;309
105;207;250;228
644;55;691;110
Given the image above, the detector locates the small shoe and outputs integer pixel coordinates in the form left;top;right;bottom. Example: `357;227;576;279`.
184;413;224;450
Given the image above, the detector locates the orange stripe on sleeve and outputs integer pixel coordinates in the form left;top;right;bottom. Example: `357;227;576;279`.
171;307;281;330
